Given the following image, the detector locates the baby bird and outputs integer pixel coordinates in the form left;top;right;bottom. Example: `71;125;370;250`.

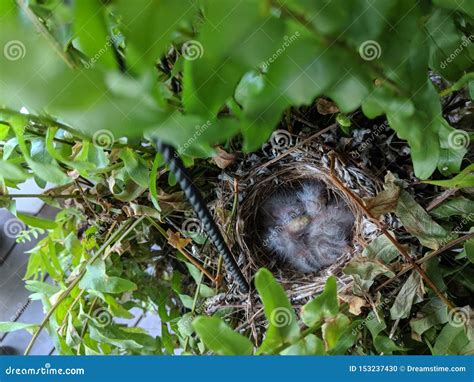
260;181;354;272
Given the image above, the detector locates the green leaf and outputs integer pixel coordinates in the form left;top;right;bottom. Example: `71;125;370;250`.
7;115;70;185
0;123;9;140
182;0;285;117
254;268;299;353
280;334;325;355
432;323;472;355
365;312;387;340
343;257;395;294
0;160;29;182
193;316;253;355
329;320;362;354
116;0;197;69
464;238;474;263
149;153;162;212
0;321;38;333
120;148;150;188
322;313;350;351
395;190;449;250
430;197;474;219
426;9;473;81
409;298;448;338
79;259;137;294
390;272;422;320
17;212;57;230
74;0;116;69
373;335;406;354
177;313;194;337
362;235;399;264
301;276;339;327
25;280;61;296
432;0;474;18
422;164;474;189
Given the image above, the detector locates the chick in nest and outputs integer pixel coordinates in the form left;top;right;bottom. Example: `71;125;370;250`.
260;181;354;272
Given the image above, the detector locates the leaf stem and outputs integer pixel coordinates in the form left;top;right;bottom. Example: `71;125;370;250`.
24;217;144;355
328;153;456;311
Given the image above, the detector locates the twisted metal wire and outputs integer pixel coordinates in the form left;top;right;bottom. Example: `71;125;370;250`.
155;139;249;293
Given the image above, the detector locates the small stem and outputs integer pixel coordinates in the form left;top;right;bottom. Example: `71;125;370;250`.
0;194;81;199
146;217;216;283
264;322;323;355
24;217;144;355
328;153;455;311
16;0;77;69
439;72;474;97
0;108;155;154
375;231;474;292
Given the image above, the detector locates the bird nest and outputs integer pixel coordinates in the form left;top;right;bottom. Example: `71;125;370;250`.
232;139;383;300
205;132;396;336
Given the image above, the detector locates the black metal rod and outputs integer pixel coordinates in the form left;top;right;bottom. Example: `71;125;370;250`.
155;139;249;293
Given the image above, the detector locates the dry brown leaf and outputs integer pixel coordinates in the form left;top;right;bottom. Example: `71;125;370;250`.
339;294;368;316
157;189;187;212
213;146;236;169
316;98;339;115
167;229;192;250
363;175;401;219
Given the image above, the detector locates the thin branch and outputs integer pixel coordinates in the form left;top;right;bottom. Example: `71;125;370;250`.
249;123;338;175
327;153;456;311
146;217;216;283
0;194;81;199
375;231;474;292
24;217;144;355
16;0;77;69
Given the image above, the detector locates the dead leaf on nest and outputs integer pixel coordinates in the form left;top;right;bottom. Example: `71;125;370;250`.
213;146;236;169
157;190;187;213
316;98;339;115
363;173;401;219
339;294;368;315
167;229;192;251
